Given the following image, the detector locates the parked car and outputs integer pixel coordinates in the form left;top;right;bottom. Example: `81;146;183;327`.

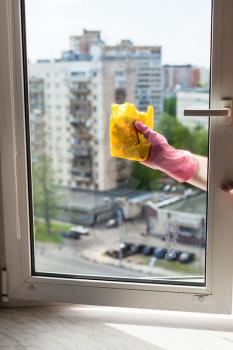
61;231;80;240
142;245;155;256
165;250;181;261
129;243;146;255
120;243;134;258
70;226;89;236
106;243;133;260
123;242;133;251
178;252;195;264
154;247;167;259
105;218;118;228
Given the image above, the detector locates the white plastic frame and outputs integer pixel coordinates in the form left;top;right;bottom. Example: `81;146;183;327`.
1;0;233;313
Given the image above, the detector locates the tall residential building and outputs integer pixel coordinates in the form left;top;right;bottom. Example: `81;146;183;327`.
163;64;200;93
29;61;98;188
69;29;104;60
100;39;162;189
103;40;162;117
29;30;162;190
29;77;47;162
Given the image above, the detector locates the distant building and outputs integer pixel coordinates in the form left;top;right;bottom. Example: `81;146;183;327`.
29;61;98;187
69;29;104;60
199;66;210;88
55;186;158;226
176;89;209;130
29;30;163;191
103;40;163;117
29;77;47;162
145;191;207;246
163;64;200;93
101;39;162;189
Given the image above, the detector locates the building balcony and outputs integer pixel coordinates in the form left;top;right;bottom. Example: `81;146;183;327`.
71;168;92;179
71;144;91;157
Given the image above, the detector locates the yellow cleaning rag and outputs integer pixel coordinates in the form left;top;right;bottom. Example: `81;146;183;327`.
110;102;154;161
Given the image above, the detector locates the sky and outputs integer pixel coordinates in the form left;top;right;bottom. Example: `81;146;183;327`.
25;0;212;67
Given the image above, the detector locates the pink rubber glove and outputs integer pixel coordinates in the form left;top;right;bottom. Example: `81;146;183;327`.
135;121;198;182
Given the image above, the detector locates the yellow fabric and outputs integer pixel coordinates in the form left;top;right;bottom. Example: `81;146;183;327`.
110;103;154;161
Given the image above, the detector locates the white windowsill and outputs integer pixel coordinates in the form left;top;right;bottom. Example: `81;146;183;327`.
0;304;233;349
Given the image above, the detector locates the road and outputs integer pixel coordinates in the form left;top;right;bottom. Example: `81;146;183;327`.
34;222;205;280
35;243;145;277
34;218;205;280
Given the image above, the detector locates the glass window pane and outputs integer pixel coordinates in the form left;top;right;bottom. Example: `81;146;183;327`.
25;0;211;285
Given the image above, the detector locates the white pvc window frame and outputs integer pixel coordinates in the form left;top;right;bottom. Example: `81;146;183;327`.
1;0;233;313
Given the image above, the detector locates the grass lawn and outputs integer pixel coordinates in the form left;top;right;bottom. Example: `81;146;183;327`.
154;259;202;275
34;220;73;244
127;254;202;275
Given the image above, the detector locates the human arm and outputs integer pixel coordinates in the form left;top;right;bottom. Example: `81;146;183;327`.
135;121;207;191
187;155;207;191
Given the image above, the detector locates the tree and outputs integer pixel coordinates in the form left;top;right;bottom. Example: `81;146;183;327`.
32;155;59;235
190;125;208;156
157;114;208;156
163;97;176;117
157;113;192;150
130;161;163;191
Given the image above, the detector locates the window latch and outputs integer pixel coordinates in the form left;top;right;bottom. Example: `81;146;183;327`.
184;98;232;124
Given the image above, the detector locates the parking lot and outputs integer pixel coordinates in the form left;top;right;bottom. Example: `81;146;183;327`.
35;218;205;280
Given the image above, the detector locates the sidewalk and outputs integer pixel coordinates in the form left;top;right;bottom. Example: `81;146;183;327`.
81;246;184;277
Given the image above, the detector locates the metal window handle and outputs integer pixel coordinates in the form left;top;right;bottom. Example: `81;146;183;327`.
184;98;232;124
184;108;230;117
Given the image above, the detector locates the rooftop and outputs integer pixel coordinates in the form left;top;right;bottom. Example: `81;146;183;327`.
58;186;162;213
159;191;207;215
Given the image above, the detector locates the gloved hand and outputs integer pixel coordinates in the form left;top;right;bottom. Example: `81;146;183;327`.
135;121;198;182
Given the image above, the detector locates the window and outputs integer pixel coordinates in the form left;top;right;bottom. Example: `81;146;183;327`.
115;71;124;77
1;0;233;313
70;71;86;77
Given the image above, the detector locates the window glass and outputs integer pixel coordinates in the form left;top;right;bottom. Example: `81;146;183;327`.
25;0;211;284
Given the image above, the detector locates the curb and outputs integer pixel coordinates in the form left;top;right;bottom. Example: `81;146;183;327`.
81;249;183;277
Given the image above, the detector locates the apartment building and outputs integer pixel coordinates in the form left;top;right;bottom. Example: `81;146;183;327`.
29;77;47;162
29;30;162;191
29;60;98;187
103;39;162;117
163;64;200;93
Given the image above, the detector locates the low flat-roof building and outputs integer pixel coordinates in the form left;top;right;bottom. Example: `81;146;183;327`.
144;191;207;245
56;186;163;226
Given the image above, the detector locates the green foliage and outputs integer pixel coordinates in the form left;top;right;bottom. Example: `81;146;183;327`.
157;114;208;156
130;162;163;191
32;155;60;235
136;255;201;275
158;113;190;148
163;97;176;117
191;125;209;156
35;223;63;244
34;221;72;244
49;221;73;232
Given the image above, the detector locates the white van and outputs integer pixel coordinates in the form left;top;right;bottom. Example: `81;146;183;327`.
70;226;90;236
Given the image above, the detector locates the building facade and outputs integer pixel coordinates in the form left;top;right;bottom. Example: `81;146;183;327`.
28;30;163;191
163;64;200;93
